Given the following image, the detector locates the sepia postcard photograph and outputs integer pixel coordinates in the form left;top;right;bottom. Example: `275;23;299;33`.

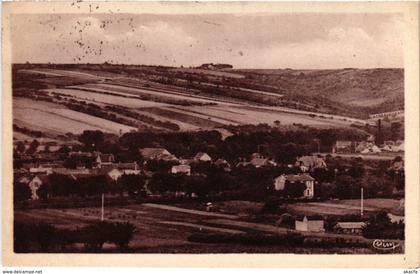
1;1;419;268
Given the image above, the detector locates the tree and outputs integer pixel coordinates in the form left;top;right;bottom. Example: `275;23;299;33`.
37;183;50;200
390;122;402;141
80;222;110;252
15;141;26;154
336;175;359;199
35;222;56;252
149;173;182;194
261;196;284;214
78;130;104;151
26;139;39;154
13;183;31;202
82;175;107;196
109;222;136;250
283;182;306;198
48;173;75;197
118;174;145;197
183;175;210;197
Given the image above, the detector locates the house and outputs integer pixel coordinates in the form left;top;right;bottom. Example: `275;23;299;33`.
366;135;375;143
334;222;366;234
29;167;53;175
274;174;315;198
115;162;141;175
53;168;91;175
393;141;404;152
194;152;212;162
295;156;327;172
332;141;354;154
360;145;381;154
355;141;370;153
214;158;231;172
107;168;124;181
28;175;49;200
140;148;178;162
171;164;191;176
295;216;325;232
69;151;93;157
387;213;405;224
95;153;115;168
237;153;277;168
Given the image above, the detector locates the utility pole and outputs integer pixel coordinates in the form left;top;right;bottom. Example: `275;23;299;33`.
360;187;364;217
101;193;104;221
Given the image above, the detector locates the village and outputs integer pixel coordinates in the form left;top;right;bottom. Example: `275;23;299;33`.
13;122;405;253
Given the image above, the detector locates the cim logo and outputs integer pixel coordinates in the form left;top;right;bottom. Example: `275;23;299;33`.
372;239;400;251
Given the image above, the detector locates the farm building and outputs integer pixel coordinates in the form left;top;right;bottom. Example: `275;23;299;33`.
273;174;315;198
95;153;115;168
237;153;277;168
360;145;381;154
171;164;191;176
52;168;91;175
332;140;355;154
334;222;366;235
29;167;53;175
295;156;327;172
194;152;212;162
387;213;405;224
114;162;141;175
295;216;325;232
140;148;179;162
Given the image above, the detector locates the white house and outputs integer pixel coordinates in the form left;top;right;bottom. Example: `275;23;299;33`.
29;167;53;174
274;174;315;198
194;152;212;162
107;168;124;182
334;222;366;234
295;216;325;232
387;213;405;224
171;164;191;176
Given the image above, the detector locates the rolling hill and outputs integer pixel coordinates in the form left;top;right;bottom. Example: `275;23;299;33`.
11;64;403;141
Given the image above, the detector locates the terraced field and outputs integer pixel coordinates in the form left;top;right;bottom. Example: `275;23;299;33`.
13;97;136;135
47;88;168;108
13;65;379;136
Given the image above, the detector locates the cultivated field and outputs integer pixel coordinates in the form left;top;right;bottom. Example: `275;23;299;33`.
47;88;168;108
288;198;404;216
14;65;389;137
14;202;381;253
13;97;136;135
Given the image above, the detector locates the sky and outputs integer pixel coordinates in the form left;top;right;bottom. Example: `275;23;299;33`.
10;13;404;69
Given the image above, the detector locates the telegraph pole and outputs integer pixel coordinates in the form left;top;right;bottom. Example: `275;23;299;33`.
360;187;364;217
101;193;104;221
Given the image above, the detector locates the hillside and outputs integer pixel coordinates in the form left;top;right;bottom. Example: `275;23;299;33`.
235;68;404;116
11;64;403;141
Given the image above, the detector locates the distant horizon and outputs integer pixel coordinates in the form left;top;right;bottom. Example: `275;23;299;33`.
11;13;404;69
12;62;405;71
